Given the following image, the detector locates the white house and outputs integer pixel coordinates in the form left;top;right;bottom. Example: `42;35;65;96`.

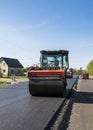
0;57;23;76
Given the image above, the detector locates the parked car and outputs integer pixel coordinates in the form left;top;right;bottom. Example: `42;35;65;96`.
82;73;89;79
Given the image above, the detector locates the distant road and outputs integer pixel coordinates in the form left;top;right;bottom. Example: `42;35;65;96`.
0;78;77;130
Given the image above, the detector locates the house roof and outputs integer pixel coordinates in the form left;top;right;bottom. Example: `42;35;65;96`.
1;57;23;68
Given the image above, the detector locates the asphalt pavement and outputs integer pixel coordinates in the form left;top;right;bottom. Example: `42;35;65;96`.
0;78;77;130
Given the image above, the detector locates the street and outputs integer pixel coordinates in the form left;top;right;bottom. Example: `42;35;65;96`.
0;78;77;130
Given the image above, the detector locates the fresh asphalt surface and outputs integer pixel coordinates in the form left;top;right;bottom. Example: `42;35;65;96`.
0;77;77;130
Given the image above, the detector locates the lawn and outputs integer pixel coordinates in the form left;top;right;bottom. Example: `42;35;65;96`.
0;81;11;86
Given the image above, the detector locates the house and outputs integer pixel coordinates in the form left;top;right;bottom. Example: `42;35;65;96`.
0;57;23;76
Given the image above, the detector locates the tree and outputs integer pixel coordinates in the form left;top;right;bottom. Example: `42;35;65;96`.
87;60;93;75
22;67;29;76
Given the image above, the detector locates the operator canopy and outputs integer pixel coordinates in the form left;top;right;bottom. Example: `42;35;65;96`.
40;50;69;68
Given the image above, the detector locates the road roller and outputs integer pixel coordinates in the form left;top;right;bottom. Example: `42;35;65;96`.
27;50;69;96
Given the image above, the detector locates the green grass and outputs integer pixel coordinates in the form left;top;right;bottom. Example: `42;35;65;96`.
0;81;11;86
2;75;27;79
15;76;27;79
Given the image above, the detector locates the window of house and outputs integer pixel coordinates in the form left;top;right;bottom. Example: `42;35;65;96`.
3;63;5;66
11;70;13;73
18;70;20;73
3;69;6;73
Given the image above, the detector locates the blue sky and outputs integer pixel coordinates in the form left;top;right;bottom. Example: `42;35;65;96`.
0;0;93;69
